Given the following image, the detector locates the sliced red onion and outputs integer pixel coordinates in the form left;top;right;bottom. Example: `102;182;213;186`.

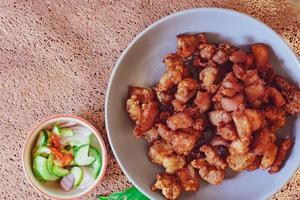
58;121;78;128
60;173;75;191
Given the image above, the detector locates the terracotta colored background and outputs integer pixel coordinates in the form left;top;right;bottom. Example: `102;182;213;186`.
0;0;299;199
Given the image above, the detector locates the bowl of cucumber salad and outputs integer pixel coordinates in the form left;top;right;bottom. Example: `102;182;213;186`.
23;115;107;199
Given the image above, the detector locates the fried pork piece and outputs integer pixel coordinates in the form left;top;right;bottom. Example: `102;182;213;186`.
220;94;244;112
177;33;207;58
209;110;232;126
175;78;199;103
264;87;286;107
148;140;174;165
285;91;300;115
244;80;265;107
167;112;193;130
156;90;174;105
217;123;238;141
199;66;219;92
199;43;216;60
194;91;211;113
229;50;248;63
264;106;286;132
210;135;230;147
176;164;200;192
171;99;186;112
232;64;246;80
193;117;206;131
213;48;229;65
200;144;228;170
163;53;184;70
144;127;159;143
157;70;183;91
220;72;242;97
274;75;296;98
247;155;262;171
191;159;225;185
251;128;276;155
152;173;182;200
229;139;249;155
260;143;278;169
242;69;261;86
129;86;154;103
126;95;142;123
269;138;293;174
251;43;270;70
134;101;159;137
157;124;199;155
227;153;255;172
163;154;186;174
232;109;264;143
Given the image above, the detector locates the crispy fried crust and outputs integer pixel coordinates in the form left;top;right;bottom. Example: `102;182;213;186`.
176;165;200;192
152;173;182;200
269;138;293;174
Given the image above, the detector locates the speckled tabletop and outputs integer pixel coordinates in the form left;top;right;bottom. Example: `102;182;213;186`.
0;0;299;199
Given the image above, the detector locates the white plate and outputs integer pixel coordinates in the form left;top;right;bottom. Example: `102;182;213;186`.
105;8;300;200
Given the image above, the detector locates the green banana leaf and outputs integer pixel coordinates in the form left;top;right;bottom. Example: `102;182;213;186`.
98;187;149;200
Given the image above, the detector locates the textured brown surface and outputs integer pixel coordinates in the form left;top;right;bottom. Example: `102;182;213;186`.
0;0;299;199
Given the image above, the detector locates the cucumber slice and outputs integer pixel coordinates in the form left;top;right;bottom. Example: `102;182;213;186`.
36;130;49;146
60;134;90;147
33;156;59;181
33;146;51;157
70;126;93;137
53;164;69;177
88;146;102;179
70;167;83;188
74;145;95;166
47;154;55;175
60;128;74;137
52;126;62;135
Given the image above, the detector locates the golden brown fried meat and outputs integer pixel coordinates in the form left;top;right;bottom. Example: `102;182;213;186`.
251;128;276;156
194;91;211;113
129;86;154;103
242;69;260;86
176;164;200;192
126;95;142;123
229;50;248;63
177;33;207;58
232;64;246;80
175;78;199;103
209;110;232;126
243;109;265;132
227;153;255;172
247;156;262;171
143;127;159;143
263;106;286;132
163;154;186;174
134;101;159;137
172;99;186;112
200;144;228;170
285;91;300;115
210;136;230;147
244;80;265;108
148;140;174;165
220;94;244;112
152;173;182;200
229;139;249;155
260;143;278;169
269;138;293;174
220;72;242;97
251;43;270;70
213;48;229;65
199;66;219;92
156;90;174;105
217;123;238;141
170;130;199;155
163;53;184;70
264;87;286;107
191;159;225;185
199;43;217;60
167;112;194;131
157;70;183;92
193;117;206;131
231;110;252;143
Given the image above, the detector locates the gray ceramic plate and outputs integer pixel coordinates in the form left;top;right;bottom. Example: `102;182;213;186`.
105;8;300;200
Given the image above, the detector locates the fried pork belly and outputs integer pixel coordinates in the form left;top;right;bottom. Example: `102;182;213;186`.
175;78;199;103
176;164;200;192
199;66;219;92
163;154;186;174
217;123;238;141
152;173;182;200
194;91;211;113
148;140;173;165
227;153;255;172
191;158;225;185
200;144;228;170
209;110;232;126
177;33;207;58
167;112;193;130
